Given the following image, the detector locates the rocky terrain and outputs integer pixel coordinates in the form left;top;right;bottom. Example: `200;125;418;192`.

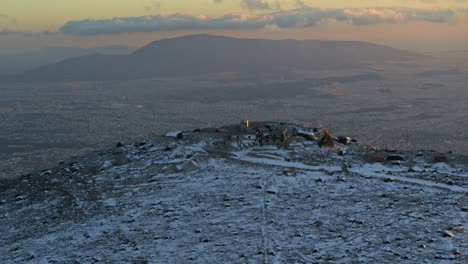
0;123;467;263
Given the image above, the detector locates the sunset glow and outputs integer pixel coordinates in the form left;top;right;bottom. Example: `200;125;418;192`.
1;0;468;53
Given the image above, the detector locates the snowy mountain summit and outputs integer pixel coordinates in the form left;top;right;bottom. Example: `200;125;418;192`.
1;121;467;263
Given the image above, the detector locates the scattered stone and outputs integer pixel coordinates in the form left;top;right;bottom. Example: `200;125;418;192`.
116;142;124;148
283;169;296;177
419;244;427;249
266;186;278;194
336;176;347;182
453;249;462;255
442;230;454;238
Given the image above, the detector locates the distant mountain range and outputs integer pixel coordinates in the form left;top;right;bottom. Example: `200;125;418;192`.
1;35;418;82
0;46;134;76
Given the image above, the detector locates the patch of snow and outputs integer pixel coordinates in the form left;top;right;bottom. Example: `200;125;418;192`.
350;164;468;193
102;198;118;207
99;160;112;170
232;150;341;172
165;130;182;137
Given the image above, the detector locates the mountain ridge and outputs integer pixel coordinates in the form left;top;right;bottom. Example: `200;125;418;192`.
1;34;419;83
0;45;134;76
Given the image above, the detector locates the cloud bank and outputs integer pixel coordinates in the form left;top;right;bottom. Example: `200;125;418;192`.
59;8;456;36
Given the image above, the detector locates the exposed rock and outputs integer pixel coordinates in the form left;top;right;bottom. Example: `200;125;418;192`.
442;230;454;238
100;160;113;171
337;136;352;145
183;160;201;172
318;130;335;148
163;164;181;174
283;169;296;177
266;186;278;194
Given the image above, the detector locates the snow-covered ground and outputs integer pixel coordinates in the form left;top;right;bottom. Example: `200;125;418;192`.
0;129;467;263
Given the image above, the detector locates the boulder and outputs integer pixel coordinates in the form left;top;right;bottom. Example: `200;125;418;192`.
442;230;454;238
318;130;335;148
266;186;278;194
337;136;352;145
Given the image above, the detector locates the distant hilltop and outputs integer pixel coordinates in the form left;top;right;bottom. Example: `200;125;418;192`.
1;34;419;83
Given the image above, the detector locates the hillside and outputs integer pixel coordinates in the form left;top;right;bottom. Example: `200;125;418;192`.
1;34;418;82
0;122;466;263
0;46;134;76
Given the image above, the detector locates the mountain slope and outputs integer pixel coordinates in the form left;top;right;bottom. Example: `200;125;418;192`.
0;122;466;263
0;46;134;76
2;34;418;82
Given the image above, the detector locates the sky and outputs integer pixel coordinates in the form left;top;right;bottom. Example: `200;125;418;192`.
1;0;468;54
